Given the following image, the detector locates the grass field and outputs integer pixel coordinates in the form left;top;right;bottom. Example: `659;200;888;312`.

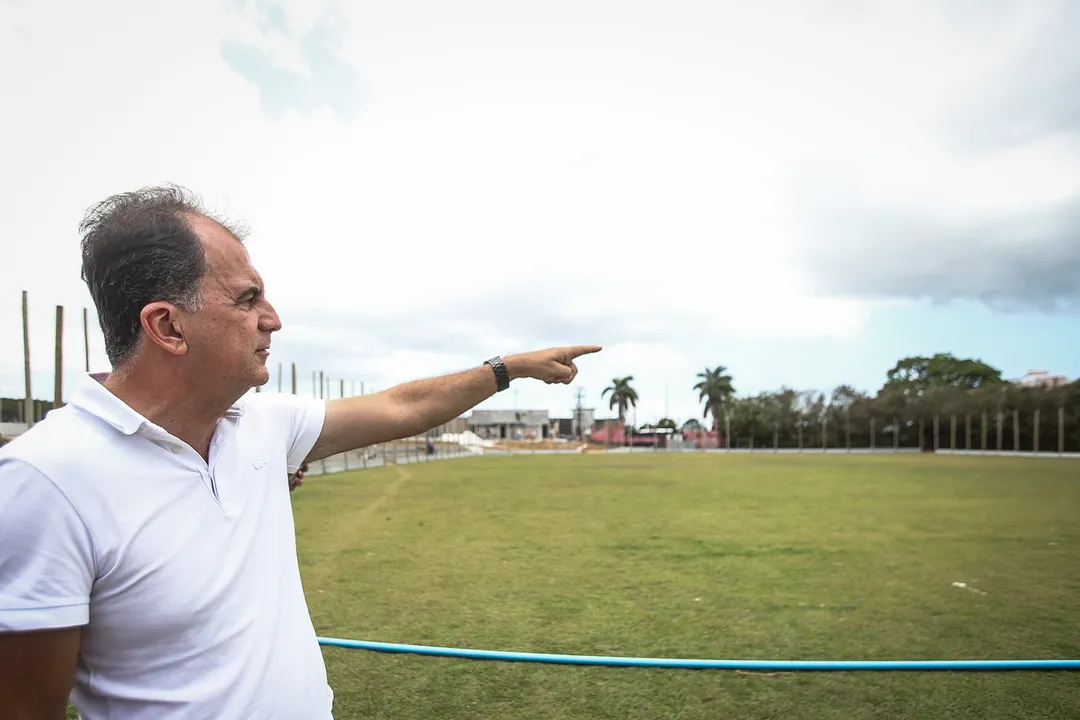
290;453;1080;719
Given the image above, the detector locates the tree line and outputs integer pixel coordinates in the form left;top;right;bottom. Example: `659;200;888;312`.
602;354;1080;452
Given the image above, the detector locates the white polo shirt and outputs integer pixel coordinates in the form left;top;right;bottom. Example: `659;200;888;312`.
0;375;334;719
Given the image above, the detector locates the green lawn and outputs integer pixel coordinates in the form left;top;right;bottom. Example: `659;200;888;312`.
65;452;1080;719
291;453;1080;719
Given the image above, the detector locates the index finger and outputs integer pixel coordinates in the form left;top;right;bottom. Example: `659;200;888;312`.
568;345;603;358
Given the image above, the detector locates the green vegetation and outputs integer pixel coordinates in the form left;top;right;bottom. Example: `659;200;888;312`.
290;454;1080;719
602;376;639;422
608;353;1078;452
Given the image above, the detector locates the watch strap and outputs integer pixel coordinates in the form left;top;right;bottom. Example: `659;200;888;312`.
484;356;511;392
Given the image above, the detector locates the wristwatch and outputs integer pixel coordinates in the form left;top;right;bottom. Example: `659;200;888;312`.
484;356;511;392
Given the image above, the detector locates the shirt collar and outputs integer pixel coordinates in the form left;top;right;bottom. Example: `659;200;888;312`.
68;373;245;436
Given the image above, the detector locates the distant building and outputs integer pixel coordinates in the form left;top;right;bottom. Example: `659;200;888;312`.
439;416;469;434
1018;370;1070;389
589;418;626;445
551;407;595;439
468;409;551;440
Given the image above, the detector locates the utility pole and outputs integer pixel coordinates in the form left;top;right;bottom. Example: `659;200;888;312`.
574;387;585;441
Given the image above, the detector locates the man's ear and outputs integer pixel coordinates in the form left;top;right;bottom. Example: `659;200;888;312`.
140;302;189;357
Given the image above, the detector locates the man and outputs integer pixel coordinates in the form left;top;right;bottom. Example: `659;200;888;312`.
0;185;601;719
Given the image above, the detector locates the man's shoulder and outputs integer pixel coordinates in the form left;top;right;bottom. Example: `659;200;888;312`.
0;404;103;466
238;392;325;418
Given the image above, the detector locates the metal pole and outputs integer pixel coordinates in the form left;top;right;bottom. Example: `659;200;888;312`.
291;363;297;394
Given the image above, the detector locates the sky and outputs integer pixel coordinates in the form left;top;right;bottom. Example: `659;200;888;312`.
1;0;1078;426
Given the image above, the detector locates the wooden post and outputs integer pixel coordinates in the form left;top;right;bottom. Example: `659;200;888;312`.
1060;407;1066;455
933;416;939;451
950;415;956;450
82;307;90;372
1034;408;1040;454
54;305;64;410
1013;410;1020;452
981;412;987;453
997;411;1003;451
22;291;33;425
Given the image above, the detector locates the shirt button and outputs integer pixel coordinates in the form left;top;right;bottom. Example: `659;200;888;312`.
171;446;181;454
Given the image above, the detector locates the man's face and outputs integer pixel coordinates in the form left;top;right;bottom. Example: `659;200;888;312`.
181;215;281;394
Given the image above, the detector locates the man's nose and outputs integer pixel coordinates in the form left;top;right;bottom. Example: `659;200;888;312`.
260;299;283;332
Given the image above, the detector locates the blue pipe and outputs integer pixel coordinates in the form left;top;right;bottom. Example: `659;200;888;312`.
317;637;1080;671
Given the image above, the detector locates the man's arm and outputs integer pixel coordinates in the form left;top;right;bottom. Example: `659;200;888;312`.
306;345;601;461
0;628;81;719
0;460;94;719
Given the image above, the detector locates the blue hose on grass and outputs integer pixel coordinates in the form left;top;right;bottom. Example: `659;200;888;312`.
317;637;1079;671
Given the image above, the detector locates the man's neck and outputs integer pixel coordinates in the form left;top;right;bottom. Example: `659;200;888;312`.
103;367;240;461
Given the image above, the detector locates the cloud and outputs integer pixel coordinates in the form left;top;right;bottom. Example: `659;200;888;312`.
2;0;1078;426
221;0;363;121
786;0;1080;313
791;178;1080;313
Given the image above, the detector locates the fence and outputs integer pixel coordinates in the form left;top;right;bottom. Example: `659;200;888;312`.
304;416;1080;479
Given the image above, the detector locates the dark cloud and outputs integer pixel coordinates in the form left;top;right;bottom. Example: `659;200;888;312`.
792;186;1080;313
792;2;1080;314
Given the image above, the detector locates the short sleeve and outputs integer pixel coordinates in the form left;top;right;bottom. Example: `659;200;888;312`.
244;394;327;472
0;458;95;631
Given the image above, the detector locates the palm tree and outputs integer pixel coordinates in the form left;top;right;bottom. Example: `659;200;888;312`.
694;365;736;432
602;376;639;423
